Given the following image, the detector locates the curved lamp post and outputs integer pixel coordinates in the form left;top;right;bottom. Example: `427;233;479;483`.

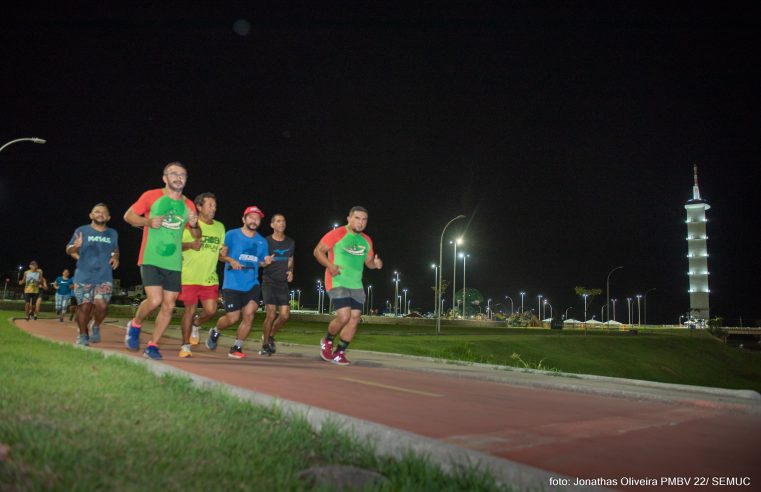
437;215;465;334
606;266;624;324
0;137;45;153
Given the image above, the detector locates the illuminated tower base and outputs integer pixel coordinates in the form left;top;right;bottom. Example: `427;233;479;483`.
685;165;710;320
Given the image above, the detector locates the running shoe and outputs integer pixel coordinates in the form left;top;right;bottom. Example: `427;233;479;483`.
59;315;64;323
125;321;140;351
90;325;101;343
76;333;89;346
258;344;273;357
319;337;334;362
143;344;162;360
228;346;248;359
190;317;200;345
26;313;31;321
206;328;220;350
331;350;351;366
179;344;192;358
268;336;277;354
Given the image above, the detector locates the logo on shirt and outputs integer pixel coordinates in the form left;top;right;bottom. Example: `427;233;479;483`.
238;254;258;263
343;245;367;256
88;235;112;243
273;248;290;256
161;210;184;230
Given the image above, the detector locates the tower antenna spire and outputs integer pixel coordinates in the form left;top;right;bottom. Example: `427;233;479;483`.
692;164;701;200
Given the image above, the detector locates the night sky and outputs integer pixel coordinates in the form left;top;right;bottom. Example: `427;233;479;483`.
2;4;759;324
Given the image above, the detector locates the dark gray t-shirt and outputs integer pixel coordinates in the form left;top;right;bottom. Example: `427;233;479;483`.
263;235;294;285
69;225;119;284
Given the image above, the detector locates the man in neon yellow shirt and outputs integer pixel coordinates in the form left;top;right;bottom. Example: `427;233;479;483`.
178;192;225;358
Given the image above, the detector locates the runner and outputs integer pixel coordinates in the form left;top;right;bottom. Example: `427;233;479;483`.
178;192;225;358
123;162;200;359
52;269;74;322
205;206;272;359
313;206;383;365
66;203;120;346
260;213;295;356
19;261;43;320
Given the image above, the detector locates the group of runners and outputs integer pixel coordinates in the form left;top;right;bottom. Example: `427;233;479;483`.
19;262;76;322
21;161;382;366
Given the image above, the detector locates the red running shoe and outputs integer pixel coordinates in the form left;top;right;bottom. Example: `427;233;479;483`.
319;338;334;362
331;350;351;366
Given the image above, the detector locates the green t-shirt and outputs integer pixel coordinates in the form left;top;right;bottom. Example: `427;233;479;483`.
320;225;374;290
181;219;225;286
131;189;196;271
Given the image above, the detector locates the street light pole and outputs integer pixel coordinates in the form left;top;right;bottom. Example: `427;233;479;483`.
297;289;301;310
450;238;463;315
582;293;588;322
403;288;408;315
636;294;642;325
460;252;469;318
520;291;525;313
644;288;656;325
0;137;46;153
367;285;372;314
626;297;632;325
487;298;492;319
505;295;513;315
612;298;618;321
431;264;438;316
606;266;624;324
537;295;542;320
437;215;465;335
393;271;400;316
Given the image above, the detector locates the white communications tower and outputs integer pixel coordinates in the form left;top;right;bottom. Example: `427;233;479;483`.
684;165;710;320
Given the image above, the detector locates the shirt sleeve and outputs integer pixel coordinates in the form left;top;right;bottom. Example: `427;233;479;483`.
363;234;375;258
320;229;342;249
129;190;156;216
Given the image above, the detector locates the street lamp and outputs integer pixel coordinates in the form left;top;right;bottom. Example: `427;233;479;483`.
520;291;525;313
544;299;552;319
459;252;469;317
0;137;46;153
582;293;589;322
332;223;338;230
565;306;573;320
17;265;23;282
626;297;632;325
296;289;301;309
450;237;463;315
606;266;624;323
392;271;400;316
402;288;408;315
612;298;618;322
636;294;642;325
487;298;492;319
644;288;656;325
316;279;324;313
431;264;438;316
437;215;466;335
366;285;373;315
537;294;543;320
504;295;514;315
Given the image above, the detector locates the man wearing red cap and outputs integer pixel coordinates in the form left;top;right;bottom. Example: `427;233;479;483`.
314;206;383;365
205;206;273;359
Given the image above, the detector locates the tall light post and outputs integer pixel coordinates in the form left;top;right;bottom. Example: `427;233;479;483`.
366;285;372;315
17;265;23;283
520;291;525;313
636;294;642;325
504;295;514;315
0;137;46;153
437;215;466;335
431;264;438;316
565;307;573;320
402;288;408;315
626;297;632;325
582;293;589;322
316;279;324;313
537;294;543;320
459;252;469;317
612;298;618;321
487;298;492;319
296;289;301;310
644;288;656;325
606;266;624;323
392;271;400;316
450;238;463;314
544;299;552;319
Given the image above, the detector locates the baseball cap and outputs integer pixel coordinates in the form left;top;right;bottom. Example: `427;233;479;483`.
242;206;264;219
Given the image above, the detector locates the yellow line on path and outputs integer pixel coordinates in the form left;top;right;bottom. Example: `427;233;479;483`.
338;377;443;397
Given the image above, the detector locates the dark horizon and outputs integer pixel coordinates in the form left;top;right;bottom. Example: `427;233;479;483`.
2;4;759;325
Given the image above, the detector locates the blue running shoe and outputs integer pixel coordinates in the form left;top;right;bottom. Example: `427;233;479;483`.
125;321;140;351
206;328;220;350
143;344;162;360
76;333;90;346
90;325;101;343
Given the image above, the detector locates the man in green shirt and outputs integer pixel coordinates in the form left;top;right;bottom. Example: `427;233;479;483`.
313;206;383;365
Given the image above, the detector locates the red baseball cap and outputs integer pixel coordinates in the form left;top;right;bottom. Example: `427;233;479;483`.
242;206;264;219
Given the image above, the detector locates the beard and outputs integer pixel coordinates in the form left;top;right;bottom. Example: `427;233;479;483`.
93;218;108;226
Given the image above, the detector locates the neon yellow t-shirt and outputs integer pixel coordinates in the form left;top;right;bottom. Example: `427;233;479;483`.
181;220;225;286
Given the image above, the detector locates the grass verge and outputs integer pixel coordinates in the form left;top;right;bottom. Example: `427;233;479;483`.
0;314;506;491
